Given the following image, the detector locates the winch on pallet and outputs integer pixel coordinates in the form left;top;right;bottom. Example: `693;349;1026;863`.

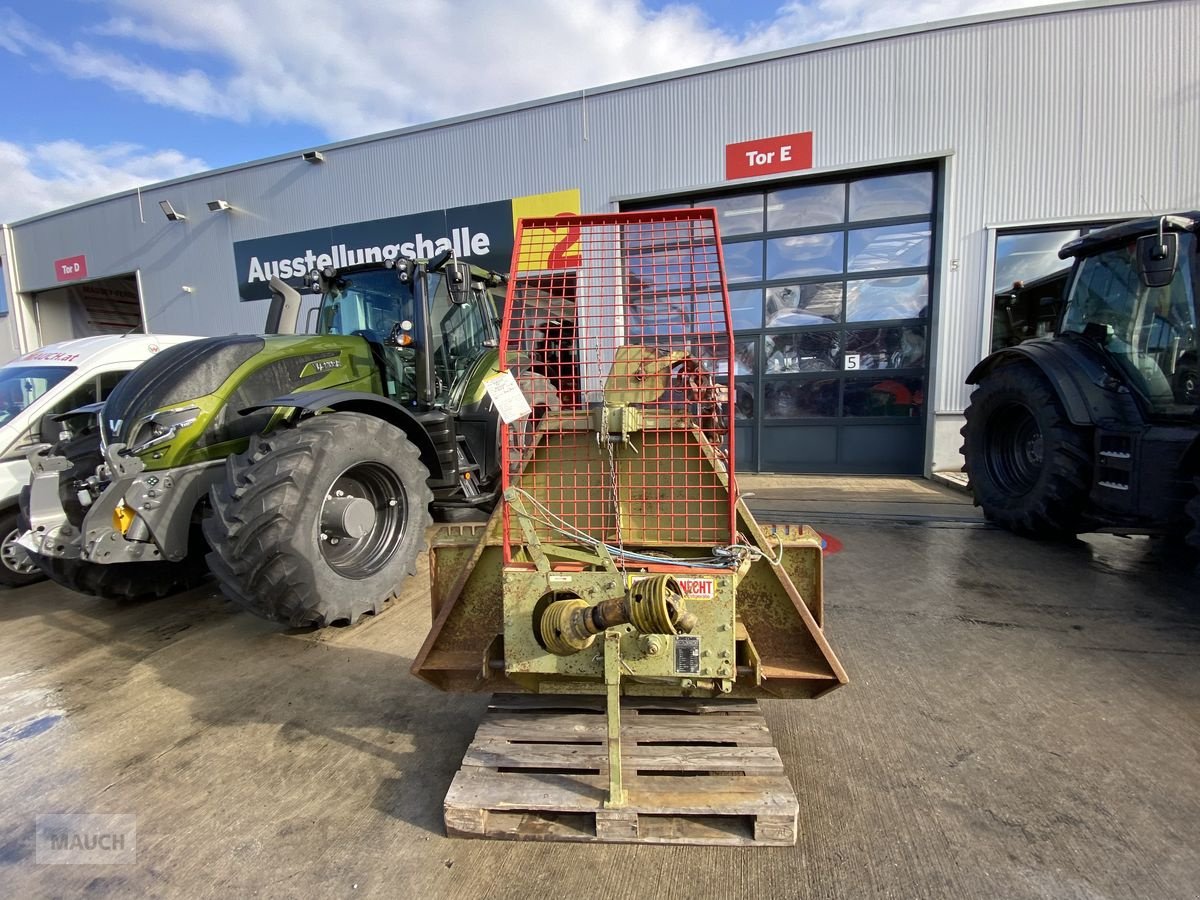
412;209;847;825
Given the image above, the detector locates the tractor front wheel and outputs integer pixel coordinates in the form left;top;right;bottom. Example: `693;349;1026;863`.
18;486;208;600
961;363;1091;538
204;413;432;627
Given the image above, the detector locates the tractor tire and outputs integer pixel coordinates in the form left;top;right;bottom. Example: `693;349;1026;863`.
204;413;433;628
0;506;42;588
18;428;209;600
27;539;209;601
961;363;1091;538
1187;476;1200;573
21;480;208;600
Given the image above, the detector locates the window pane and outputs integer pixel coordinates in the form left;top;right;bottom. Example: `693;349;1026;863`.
766;282;842;326
843;327;926;370
688;292;725;333
697;194;764;236
730;380;755;419
847;223;931;272
734;341;756;376
697;339;756;376
849;172;933;221
843;375;925;417
846;275;928;322
766;183;844;230
621;205;691;247
766;232;844;278
764;379;838;417
991;228;1081;351
728;288;763;329
722;240;764;283
629;245;720;292
764;332;839;373
994;229;1079;290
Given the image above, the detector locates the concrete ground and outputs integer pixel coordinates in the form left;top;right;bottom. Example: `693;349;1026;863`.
0;480;1197;899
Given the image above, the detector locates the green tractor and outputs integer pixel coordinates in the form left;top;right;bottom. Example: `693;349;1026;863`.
22;254;557;625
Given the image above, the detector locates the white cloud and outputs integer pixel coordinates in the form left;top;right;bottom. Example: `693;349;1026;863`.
5;0;1050;140
0;0;1049;219
0;140;207;223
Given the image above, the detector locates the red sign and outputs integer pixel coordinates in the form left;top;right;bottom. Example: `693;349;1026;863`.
725;131;813;180
54;255;88;282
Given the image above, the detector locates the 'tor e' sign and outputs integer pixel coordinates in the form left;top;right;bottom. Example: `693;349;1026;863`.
725;132;813;180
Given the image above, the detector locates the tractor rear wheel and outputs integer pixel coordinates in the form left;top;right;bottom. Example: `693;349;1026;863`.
204;413;432;627
961;363;1091;538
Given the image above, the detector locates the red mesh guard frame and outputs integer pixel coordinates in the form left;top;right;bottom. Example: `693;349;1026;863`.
498;209;737;563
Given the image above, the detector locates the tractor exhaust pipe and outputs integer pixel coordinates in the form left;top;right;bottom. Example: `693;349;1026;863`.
265;276;302;334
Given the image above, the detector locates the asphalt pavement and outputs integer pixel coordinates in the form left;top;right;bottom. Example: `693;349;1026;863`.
0;478;1196;899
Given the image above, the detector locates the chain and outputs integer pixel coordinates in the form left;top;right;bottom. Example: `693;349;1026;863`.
605;437;625;563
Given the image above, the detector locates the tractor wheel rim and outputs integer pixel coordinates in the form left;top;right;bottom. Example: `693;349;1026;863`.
1;527;37;575
985;402;1044;495
318;463;408;579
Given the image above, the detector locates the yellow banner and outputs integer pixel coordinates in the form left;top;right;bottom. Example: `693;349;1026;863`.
510;189;582;273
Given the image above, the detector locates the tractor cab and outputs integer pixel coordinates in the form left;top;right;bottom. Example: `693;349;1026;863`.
1059;216;1199;419
310;256;505;410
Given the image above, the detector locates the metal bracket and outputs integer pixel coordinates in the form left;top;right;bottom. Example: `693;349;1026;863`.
103;443;145;479
603;629;626;808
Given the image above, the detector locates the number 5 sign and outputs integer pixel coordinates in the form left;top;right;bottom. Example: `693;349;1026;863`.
844;353;860;371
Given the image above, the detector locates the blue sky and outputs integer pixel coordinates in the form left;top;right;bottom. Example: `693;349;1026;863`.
0;0;1046;224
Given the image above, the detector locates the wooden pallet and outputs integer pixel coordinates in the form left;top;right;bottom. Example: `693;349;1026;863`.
443;694;799;846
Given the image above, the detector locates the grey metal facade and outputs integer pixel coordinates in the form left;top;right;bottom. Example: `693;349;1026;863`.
1;0;1195;473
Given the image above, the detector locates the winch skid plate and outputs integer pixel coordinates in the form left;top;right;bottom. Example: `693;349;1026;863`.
411;209;846;813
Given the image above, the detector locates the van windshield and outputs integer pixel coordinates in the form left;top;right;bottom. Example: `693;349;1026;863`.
0;365;76;428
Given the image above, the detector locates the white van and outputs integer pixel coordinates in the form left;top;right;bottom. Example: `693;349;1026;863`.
0;334;198;587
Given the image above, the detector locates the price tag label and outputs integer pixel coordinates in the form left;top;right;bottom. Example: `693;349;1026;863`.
484;372;533;424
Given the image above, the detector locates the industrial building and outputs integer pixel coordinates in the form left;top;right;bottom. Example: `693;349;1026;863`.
0;0;1194;475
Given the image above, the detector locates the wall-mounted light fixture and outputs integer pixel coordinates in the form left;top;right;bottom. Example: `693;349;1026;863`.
206;200;232;212
302;150;325;164
159;200;186;222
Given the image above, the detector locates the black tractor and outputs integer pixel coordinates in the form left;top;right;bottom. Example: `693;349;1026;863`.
962;212;1200;557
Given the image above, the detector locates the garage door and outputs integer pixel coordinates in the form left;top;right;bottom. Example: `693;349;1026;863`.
627;165;936;474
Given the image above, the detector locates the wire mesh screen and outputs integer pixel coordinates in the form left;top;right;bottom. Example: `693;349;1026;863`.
499;209;736;562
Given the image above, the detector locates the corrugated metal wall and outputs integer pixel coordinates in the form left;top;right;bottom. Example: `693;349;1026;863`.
6;0;1198;471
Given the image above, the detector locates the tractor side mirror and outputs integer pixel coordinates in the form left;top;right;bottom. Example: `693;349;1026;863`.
447;260;472;305
1137;232;1178;288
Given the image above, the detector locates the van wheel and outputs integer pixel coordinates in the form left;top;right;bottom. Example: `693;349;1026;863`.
0;508;43;588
